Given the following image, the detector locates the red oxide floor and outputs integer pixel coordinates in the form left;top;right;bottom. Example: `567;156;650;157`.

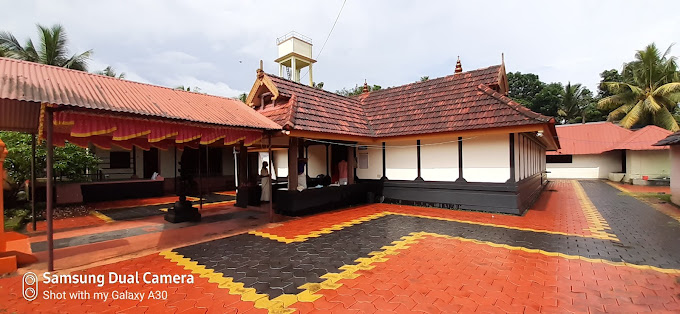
1;180;679;313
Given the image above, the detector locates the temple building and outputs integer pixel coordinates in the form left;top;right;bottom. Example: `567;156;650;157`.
241;34;560;215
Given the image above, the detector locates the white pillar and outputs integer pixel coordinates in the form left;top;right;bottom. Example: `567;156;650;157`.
309;63;314;87
291;58;297;82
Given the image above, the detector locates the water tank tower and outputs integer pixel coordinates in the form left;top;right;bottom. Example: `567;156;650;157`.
275;32;316;86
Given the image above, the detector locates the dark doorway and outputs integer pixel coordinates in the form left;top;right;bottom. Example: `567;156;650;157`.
331;144;348;183
248;152;260;184
143;148;159;178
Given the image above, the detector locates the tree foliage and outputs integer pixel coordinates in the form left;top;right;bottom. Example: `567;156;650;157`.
0;132;100;192
507;72;545;106
598;43;680;131
336;84;382;97
96;66;125;79
0;24;92;71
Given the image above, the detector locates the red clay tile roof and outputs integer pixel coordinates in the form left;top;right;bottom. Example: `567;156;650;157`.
0;57;280;131
611;125;671;151
548;122;669;155
261;74;372;137
257;65;554;139
359;66;552;137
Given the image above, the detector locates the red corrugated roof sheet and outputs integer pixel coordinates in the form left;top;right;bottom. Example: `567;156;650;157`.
0;57;280;130
257;65;554;139
611;125;671;151
548;122;669;155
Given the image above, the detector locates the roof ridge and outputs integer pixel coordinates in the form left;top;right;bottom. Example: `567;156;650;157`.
476;84;552;123
0;57;245;103
355;64;503;98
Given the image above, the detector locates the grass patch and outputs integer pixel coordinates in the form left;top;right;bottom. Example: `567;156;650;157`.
3;208;29;231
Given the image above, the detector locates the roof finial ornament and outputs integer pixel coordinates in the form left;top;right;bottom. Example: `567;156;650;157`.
363;79;369;93
455;56;463;74
257;59;264;79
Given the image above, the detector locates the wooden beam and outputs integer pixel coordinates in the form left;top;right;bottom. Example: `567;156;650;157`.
288;137;298;190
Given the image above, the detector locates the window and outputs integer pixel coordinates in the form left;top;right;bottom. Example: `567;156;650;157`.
358;153;369;169
109;151;131;169
546;155;572;163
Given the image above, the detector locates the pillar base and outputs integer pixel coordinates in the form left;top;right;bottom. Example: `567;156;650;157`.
164;200;201;223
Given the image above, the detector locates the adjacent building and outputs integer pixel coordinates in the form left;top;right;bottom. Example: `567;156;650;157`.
547;122;671;184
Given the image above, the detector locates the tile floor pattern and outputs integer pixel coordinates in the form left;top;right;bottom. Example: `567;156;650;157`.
1;180;680;313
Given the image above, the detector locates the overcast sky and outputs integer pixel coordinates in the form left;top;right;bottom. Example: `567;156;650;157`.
3;0;679;98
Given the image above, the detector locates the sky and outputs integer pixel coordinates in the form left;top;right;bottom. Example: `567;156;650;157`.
2;0;680;98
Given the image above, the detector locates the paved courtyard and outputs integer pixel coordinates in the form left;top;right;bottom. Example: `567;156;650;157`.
1;180;679;313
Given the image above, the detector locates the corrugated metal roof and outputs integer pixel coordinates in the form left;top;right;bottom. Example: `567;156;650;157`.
548;122;669;155
0;98;40;132
655;131;680;146
611;125;671;151
0;57;280;131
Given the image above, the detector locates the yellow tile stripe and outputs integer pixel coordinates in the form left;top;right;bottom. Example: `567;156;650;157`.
572;181;619;241
159;233;419;313
605;180;680;224
90;210;114;223
419;232;680;274
214;191;237;196
249;212;390;243
252;208;615;244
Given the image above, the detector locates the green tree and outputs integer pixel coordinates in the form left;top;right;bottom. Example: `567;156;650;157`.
0;132;100;196
558;83;595;124
96;66;125;79
598;43;680;131
336;84;382;97
313;82;324;89
237;93;247;102
419;76;429;82
507;72;545;106
597;69;624;98
0;24;92;71
531;83;563;118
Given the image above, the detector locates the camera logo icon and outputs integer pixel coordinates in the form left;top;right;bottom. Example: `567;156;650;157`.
22;272;38;301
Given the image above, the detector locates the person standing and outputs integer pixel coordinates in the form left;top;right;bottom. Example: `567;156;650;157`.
260;161;271;202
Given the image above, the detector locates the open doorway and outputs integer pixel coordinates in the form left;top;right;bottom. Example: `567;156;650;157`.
330;144;348;183
143;148;159;179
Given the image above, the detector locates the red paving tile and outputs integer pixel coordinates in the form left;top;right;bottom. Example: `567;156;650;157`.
305;235;680;313
258;180;596;238
609;182;671;194
28;214;108;232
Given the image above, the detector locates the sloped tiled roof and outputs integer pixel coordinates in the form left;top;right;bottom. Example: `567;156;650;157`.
262;74;372;137
0;57;280;130
255;65;554;139
359;66;552;137
548;122;669;155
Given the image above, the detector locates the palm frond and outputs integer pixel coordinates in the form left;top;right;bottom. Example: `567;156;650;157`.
618;101;644;128
597;92;636;110
606;102;636;121
63;49;92;71
600;82;643;96
643;96;662;113
653;106;680;131
652;82;680;97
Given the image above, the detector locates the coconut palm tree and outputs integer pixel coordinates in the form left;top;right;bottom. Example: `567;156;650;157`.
598;43;680;131
0;24;92;71
96;66;125;79
559;82;594;124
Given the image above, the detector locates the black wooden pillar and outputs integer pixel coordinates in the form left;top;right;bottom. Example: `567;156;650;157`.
508;133;516;183
381;142;387;180
456;136;465;182
30;134;36;231
325;143;330;176
415;140;422;180
288;137;298;190
45;108;54;271
235;140;249;208
347;144;355;185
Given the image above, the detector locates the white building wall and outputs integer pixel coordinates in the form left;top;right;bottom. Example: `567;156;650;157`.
356;144;382;180
670;146;680;205
547;151;622;179
223;148;235;177
463;134;509;183
625;150;670;180
274;149;289;178
307;145;327;177
385;140;417;180
420;138;458;181
94;146;135;180
159;148;177;178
